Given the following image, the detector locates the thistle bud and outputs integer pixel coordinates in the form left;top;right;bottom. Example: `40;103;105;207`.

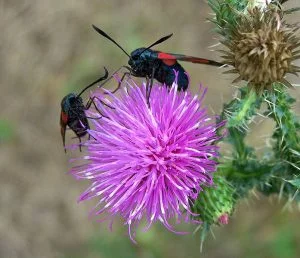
192;176;236;226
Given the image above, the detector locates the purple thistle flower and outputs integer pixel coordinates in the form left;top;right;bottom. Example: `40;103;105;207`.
70;76;224;242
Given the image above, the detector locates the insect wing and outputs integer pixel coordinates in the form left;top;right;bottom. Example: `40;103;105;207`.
157;52;177;66
158;52;223;66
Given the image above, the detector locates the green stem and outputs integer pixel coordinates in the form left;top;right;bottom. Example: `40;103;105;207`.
228;89;257;127
221;87;261;162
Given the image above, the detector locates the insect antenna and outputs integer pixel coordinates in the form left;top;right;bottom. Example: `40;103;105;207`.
138;33;173;57
92;25;131;59
77;67;109;97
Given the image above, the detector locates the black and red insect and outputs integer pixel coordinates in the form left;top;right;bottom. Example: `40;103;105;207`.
60;67;109;152
92;25;223;103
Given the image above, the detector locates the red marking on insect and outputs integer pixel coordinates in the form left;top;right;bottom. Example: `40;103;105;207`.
61;111;68;124
158;52;174;59
158;52;215;65
157;53;176;66
163;59;176;66
193;58;209;64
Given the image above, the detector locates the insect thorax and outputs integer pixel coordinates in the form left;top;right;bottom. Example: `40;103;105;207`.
129;48;159;77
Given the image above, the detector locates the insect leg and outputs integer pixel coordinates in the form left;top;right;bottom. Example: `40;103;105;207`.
85;96;113;118
98;66;131;94
145;76;150;106
110;71;131;94
146;66;156;107
61;127;67;153
85;116;103;120
78;136;82;152
92;96;115;109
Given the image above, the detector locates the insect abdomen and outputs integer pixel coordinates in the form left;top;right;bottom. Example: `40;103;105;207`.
156;62;189;91
69;118;89;137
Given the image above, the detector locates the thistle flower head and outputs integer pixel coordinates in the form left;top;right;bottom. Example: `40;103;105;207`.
70;77;225;241
221;6;300;92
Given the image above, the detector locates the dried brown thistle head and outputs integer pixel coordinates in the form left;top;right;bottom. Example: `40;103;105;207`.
221;6;300;93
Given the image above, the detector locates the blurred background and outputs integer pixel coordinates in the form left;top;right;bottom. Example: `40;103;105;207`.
0;0;299;257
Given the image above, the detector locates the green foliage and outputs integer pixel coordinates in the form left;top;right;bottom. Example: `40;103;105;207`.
216;86;274;197
198;0;300;233
213;83;299;219
257;84;300;199
265;85;300;162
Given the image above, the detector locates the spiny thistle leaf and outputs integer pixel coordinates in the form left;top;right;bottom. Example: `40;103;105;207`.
258;83;300;199
228;160;275;197
264;84;300;159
